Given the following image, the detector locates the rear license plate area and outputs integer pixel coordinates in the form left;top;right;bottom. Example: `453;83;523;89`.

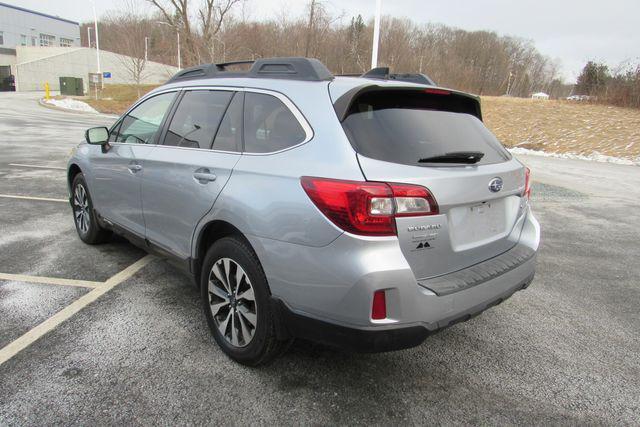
449;199;507;249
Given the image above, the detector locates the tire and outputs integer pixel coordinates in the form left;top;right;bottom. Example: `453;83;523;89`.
71;173;110;244
201;236;289;366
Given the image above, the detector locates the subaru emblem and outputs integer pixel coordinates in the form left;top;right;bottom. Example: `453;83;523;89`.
488;177;503;193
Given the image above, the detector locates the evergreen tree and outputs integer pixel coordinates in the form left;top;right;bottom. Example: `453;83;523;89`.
575;61;610;95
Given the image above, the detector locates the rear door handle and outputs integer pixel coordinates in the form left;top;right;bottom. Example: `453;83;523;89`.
128;164;143;173
193;171;217;183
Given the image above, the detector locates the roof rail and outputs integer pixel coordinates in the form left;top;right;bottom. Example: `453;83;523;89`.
166;57;334;84
359;66;436;86
215;60;255;70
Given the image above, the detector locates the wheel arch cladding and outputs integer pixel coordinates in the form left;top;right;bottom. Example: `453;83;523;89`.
68;163;82;189
194;220;264;287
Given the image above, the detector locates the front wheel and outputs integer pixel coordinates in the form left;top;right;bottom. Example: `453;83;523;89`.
71;173;110;244
201;236;289;366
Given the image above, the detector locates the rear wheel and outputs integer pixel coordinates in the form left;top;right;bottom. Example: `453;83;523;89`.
71;173;110;244
201;236;289;366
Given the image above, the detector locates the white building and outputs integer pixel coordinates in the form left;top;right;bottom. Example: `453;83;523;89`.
1;1;80;87
1;2;177;91
531;92;550;100
15;46;178;91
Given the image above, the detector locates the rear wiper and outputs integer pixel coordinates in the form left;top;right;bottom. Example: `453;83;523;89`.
418;151;485;164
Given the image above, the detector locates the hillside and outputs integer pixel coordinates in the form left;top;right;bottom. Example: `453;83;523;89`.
482;96;640;162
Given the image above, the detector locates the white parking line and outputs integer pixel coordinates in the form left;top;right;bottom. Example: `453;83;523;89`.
0;255;155;366
8;163;66;171
0;194;67;203
0;273;101;288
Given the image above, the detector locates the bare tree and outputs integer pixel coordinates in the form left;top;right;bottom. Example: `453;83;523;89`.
304;0;316;57
146;0;241;65
91;3;573;99
102;6;153;96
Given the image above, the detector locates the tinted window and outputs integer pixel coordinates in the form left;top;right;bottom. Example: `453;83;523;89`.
244;93;306;153
108;121;122;142
342;91;510;166
164;90;233;149
212;92;243;152
112;92;175;144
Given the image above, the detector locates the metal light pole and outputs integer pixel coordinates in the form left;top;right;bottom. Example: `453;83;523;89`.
91;1;103;89
371;0;382;69
213;37;226;63
156;22;181;70
176;30;181;70
144;36;148;62
87;26;91;48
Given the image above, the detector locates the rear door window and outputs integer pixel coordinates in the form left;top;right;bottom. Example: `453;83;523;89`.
342;90;510;166
164;90;233;149
243;92;306;153
212;92;243;152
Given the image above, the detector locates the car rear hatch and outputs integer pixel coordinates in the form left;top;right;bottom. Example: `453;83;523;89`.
335;85;528;280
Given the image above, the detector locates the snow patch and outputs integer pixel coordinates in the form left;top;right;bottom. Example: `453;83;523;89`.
509;147;640;166
43;97;98;114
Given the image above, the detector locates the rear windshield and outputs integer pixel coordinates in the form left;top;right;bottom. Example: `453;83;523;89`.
342;90;511;166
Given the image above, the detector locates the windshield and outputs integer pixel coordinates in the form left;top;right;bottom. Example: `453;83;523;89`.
342;90;510;167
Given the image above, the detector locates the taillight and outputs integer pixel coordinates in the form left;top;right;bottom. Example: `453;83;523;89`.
371;290;387;320
524;167;531;199
300;177;438;236
388;183;438;217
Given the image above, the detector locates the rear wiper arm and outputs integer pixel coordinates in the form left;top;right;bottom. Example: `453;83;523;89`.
418;151;485;164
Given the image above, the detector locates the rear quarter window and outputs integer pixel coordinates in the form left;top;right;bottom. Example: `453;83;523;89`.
244;92;306;153
341;90;511;166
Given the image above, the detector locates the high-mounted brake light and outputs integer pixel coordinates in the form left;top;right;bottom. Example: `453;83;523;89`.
300;177;439;236
423;88;451;95
524;167;531;199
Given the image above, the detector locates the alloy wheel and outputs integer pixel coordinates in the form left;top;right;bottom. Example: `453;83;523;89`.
73;184;90;235
207;258;257;347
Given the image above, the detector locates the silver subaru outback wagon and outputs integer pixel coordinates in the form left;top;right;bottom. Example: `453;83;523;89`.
68;57;540;366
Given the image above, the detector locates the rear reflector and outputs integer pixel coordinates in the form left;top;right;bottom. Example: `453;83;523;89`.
371;290;387;320
524;167;531;199
300;177;438;236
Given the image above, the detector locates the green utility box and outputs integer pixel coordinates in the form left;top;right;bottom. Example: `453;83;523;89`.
59;77;84;96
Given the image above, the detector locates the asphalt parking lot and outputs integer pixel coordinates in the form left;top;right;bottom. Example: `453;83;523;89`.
1;91;639;424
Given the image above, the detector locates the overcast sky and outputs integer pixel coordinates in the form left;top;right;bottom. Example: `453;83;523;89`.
9;0;640;82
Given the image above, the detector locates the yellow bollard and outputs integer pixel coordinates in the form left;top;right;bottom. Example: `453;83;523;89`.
44;82;50;100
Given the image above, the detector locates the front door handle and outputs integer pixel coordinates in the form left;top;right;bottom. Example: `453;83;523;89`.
128;164;142;173
193;171;217;183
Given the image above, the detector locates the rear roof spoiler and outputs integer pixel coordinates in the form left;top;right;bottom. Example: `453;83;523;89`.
332;85;482;122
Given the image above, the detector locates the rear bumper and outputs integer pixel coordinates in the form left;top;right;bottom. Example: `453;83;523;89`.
250;207;540;352
273;258;535;352
274;269;534;352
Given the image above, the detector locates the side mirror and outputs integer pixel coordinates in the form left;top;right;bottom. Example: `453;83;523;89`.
85;127;109;145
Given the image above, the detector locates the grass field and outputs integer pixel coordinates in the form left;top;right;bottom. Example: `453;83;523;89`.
82;85;640;162
84;84;158;115
482;96;640;161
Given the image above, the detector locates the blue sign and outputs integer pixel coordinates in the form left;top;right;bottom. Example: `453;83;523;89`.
103;72;112;78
